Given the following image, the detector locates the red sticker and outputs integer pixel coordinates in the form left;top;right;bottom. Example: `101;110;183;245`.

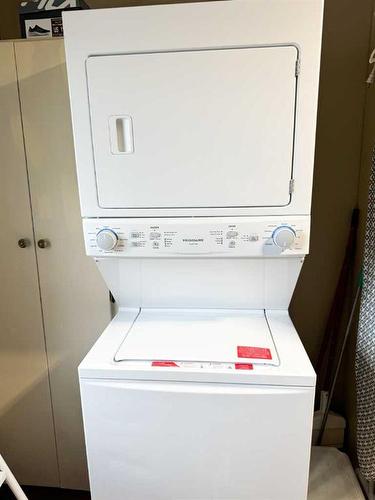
235;363;253;370
151;361;179;367
237;346;272;360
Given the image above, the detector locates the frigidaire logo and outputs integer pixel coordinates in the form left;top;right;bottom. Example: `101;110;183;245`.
182;238;204;242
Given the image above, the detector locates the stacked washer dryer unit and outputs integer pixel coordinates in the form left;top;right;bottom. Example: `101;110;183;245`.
64;1;323;499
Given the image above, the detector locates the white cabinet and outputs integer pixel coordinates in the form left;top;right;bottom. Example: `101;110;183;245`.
0;39;110;489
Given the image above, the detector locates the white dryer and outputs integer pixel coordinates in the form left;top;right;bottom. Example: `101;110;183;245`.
63;1;324;499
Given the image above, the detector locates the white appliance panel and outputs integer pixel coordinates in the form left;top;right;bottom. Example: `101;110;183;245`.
79;309;316;387
115;308;279;366
64;0;323;217
80;378;314;500
83;216;310;258
87;46;297;209
96;257;304;310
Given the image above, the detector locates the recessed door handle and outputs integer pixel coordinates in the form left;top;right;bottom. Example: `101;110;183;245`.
18;238;30;248
109;115;134;155
37;239;50;249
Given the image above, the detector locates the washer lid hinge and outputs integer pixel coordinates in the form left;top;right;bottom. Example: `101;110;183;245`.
295;59;301;77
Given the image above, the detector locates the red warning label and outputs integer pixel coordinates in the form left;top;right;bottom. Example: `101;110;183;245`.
151;361;179;367
237;346;272;360
235;363;254;370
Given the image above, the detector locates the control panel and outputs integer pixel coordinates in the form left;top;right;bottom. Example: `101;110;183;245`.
83;217;310;257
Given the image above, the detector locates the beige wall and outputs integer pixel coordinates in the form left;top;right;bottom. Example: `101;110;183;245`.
290;0;374;363
0;0;20;39
1;0;375;458
289;0;374;460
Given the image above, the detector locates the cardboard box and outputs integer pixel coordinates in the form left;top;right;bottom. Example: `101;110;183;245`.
19;0;89;39
312;411;346;448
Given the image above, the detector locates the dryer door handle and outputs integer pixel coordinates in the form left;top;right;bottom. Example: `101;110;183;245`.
109;115;134;155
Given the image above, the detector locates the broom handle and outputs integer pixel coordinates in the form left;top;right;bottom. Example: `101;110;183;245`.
316;272;363;446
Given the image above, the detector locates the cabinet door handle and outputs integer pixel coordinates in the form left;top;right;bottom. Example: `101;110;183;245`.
18;238;30;248
37;239;50;249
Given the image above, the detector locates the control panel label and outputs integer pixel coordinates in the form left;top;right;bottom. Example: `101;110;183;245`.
84;217;309;257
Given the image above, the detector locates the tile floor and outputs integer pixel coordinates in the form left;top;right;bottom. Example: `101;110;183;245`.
1;447;364;500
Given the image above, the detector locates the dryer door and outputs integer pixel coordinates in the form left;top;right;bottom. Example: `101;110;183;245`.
87;45;298;210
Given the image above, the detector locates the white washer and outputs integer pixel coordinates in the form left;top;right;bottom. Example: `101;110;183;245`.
80;308;315;500
63;1;324;499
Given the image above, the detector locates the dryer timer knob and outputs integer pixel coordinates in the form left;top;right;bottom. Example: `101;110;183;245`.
272;226;296;250
96;229;119;251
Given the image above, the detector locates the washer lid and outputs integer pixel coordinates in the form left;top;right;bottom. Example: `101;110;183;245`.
115;308;279;367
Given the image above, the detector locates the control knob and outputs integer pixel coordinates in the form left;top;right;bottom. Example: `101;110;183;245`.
96;229;119;251
272;226;296;250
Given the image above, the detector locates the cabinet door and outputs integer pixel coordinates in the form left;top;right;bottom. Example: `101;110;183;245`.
15;39;111;490
0;42;59;486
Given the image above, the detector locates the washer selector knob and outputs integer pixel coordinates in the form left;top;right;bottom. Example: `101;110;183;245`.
272;226;296;250
96;229;119;251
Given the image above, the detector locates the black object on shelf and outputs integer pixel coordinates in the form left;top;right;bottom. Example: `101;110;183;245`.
19;0;89;39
